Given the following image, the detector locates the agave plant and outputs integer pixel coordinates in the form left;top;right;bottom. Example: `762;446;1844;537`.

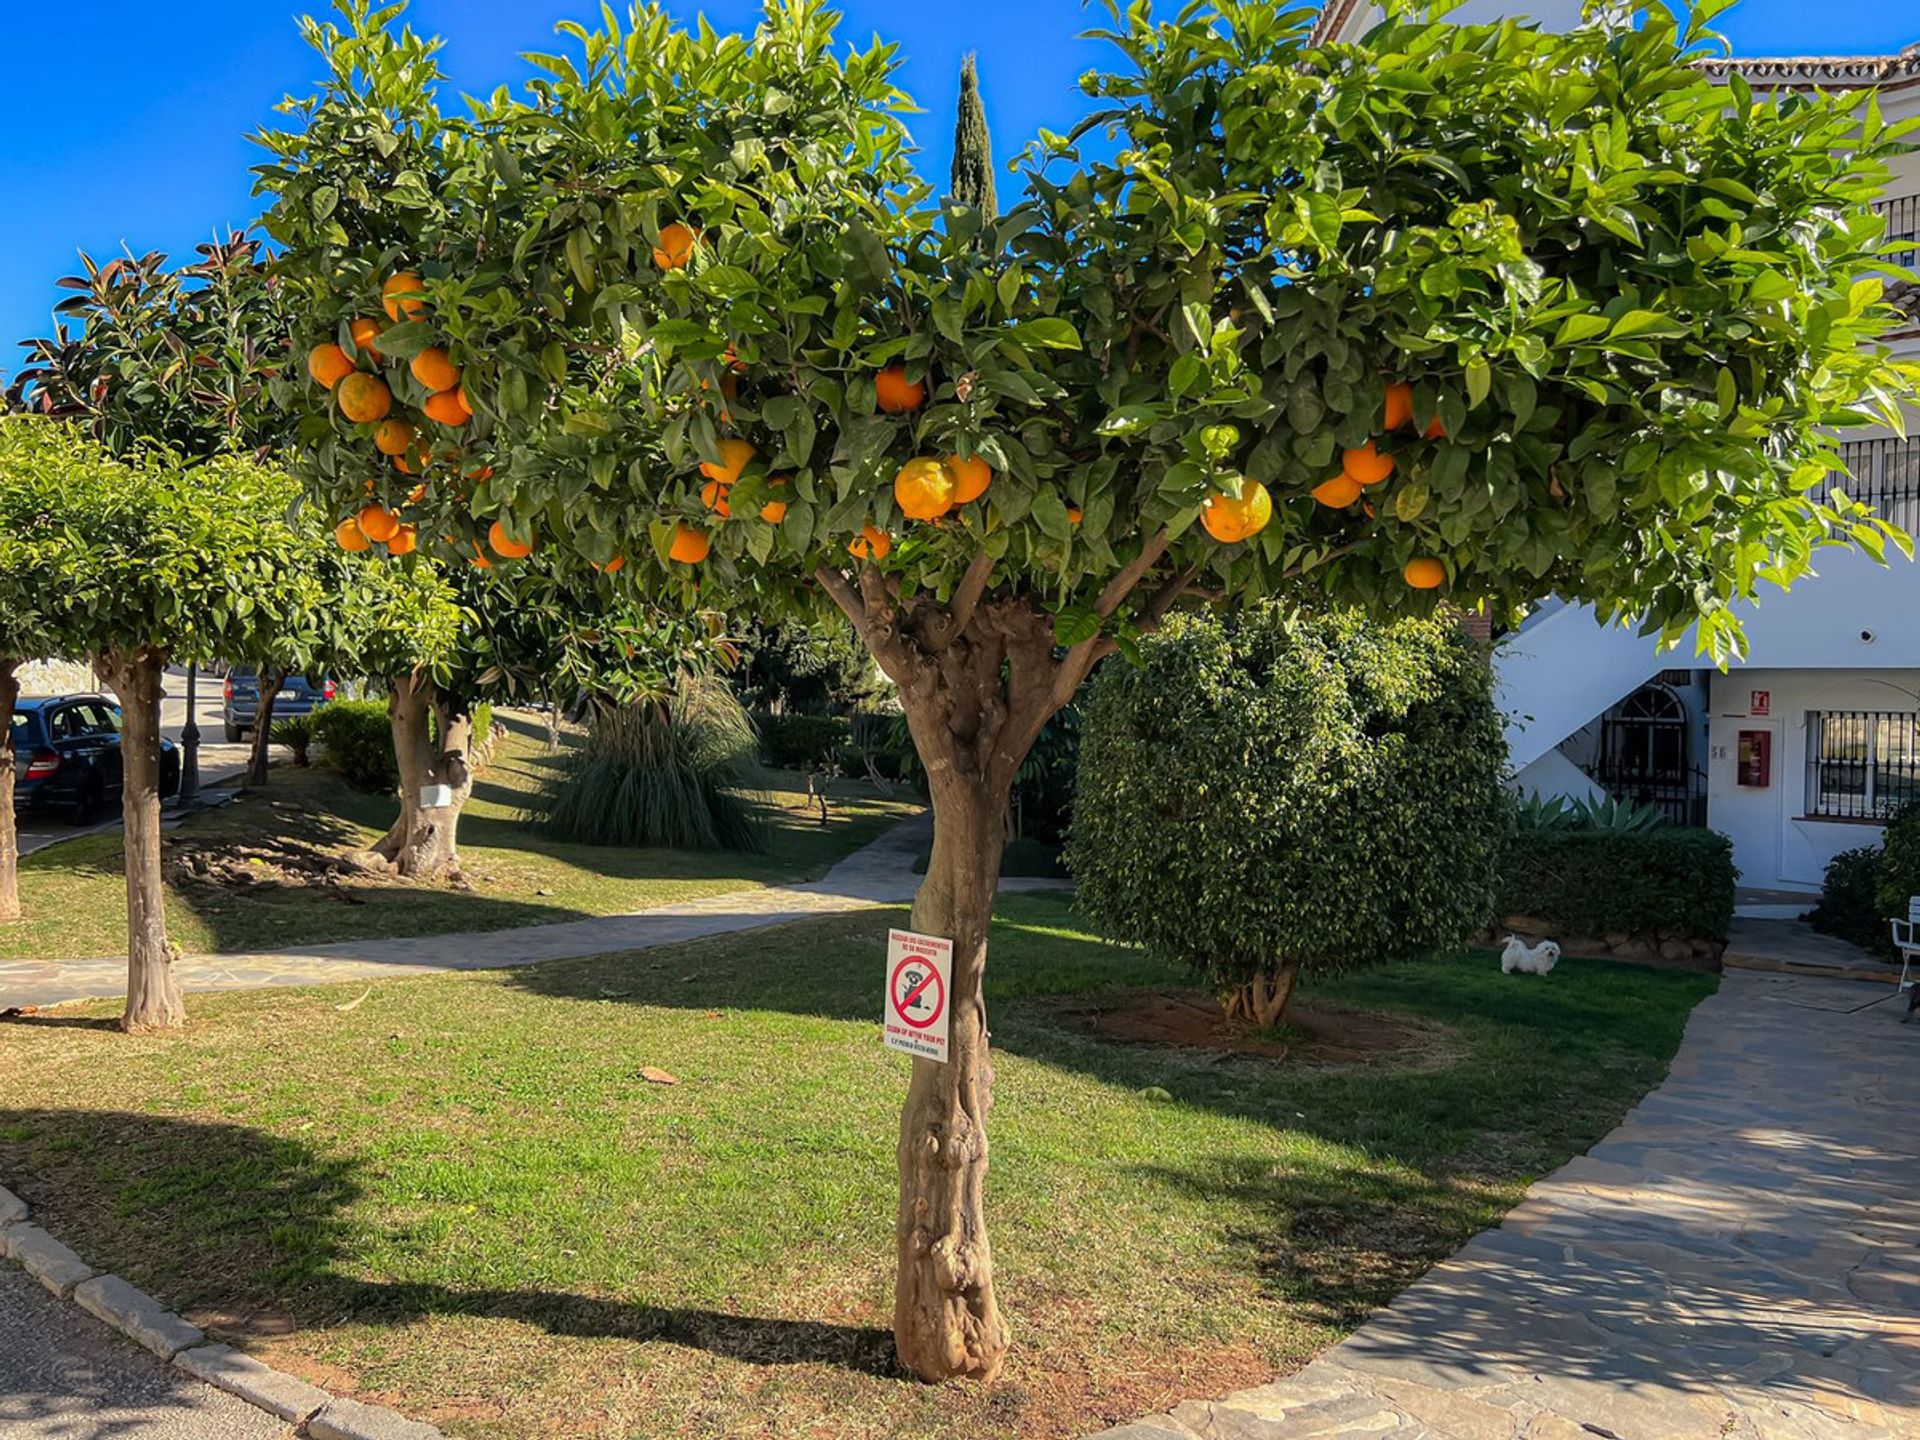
1517;790;1667;833
527;675;769;852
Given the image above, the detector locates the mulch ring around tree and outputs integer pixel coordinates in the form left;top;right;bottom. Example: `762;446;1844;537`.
1045;987;1462;1068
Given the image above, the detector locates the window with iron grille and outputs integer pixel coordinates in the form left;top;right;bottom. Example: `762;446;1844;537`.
1806;710;1920;820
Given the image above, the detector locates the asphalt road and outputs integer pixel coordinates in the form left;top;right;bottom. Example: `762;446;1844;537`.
15;667;254;857
0;1266;286;1439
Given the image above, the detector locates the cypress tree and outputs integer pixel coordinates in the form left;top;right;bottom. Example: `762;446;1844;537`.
950;53;996;217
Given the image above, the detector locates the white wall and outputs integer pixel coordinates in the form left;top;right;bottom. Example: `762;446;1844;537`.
1510;747;1608;805
1705;668;1920;891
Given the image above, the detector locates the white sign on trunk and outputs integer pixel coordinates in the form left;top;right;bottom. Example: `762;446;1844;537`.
419;784;455;810
884;928;951;1063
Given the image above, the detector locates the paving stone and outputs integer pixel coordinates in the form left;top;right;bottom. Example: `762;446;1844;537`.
2;1222;93;1297
71;1273;204;1359
307;1395;445;1440
1088;970;1920;1439
174;1342;332;1423
1083;1424;1204;1440
0;1184;26;1226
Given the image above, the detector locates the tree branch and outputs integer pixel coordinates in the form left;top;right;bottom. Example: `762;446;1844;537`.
1093;531;1172;620
947;550;997;641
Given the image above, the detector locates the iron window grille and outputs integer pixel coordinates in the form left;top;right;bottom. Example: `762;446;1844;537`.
1806;709;1920;820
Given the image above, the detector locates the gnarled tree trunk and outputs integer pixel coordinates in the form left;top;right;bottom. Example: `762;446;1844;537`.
1223;962;1301;1028
0;659;20;922
101;646;183;1032
369;674;473;880
245;665;288;788
815;541;1191;1382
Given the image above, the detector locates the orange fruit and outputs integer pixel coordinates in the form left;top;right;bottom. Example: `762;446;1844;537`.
382;272;427;322
406;483;428;504
335;517;370;552
462;464;496;482
458;384;474;416
701;480;733;518
723;344;747;373
388;524;418;556
1342;441;1394;486
874;364;927;414
653;223;698;270
699;438;755;486
760;476;791;524
1404;557;1446;590
943;454;992;504
1383;382;1413;432
337;373;393;424
1067;507;1083;525
669;524;711;564
423;389;470;427
470;544;493;570
1199;480;1272;543
348;317;385;358
308;343;354;389
357;504;401;543
374;419;417;456
488;520;533;559
411;346;462;393
894;456;955;521
595;555;626;574
1424;416;1446;440
1312;474;1363;508
849;524;892;561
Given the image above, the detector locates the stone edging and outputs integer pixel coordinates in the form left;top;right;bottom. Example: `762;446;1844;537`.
0;1180;443;1440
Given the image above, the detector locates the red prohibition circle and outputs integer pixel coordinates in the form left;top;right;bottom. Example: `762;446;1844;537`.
890;953;945;1030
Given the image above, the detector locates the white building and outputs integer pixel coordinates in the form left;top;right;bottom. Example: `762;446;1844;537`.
1313;4;1920;894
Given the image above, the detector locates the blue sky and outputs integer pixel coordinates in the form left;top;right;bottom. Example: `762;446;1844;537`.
1;0;1914;373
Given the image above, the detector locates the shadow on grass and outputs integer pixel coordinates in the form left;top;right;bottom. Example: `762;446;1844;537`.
0;1108;899;1377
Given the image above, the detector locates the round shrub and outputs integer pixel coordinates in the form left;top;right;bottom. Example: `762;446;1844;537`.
1068;607;1509;1026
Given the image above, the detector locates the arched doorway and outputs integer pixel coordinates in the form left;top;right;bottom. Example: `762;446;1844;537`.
1595;683;1704;825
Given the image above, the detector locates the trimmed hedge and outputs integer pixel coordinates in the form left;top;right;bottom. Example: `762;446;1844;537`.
755;712;851;770
311;699;396;793
1498;829;1736;941
1808;845;1888;955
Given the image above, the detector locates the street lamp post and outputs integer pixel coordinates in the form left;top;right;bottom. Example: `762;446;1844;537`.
178;662;202;805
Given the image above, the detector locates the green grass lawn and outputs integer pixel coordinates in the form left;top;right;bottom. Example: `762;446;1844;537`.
0;711;919;959
0;894;1715;1439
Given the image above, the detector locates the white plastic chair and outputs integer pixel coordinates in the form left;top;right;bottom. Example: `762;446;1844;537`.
1891;898;1920;1020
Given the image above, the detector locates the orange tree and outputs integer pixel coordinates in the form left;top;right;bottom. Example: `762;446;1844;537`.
0;420;456;1030
256;0;1916;1379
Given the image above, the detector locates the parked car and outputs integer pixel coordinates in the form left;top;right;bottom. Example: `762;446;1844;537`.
11;694;180;824
222;667;336;742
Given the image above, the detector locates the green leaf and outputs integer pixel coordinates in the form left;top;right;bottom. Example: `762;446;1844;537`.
1012;317;1081;351
1465;355;1491;409
1607;310;1689;342
1052;605;1099;646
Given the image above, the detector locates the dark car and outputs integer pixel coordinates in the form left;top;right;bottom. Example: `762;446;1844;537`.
221;667;336;742
12;694;181;824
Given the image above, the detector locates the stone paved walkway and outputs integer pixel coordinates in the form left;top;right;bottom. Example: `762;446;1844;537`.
2;814;1062;1011
1093;969;1920;1440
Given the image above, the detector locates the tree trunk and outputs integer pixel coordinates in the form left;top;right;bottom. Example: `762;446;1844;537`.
893;768;1012;1383
102;647;183;1032
370;675;472;880
0;659;20;922
245;665;288;788
811;534;1187;1383
1224;962;1302;1028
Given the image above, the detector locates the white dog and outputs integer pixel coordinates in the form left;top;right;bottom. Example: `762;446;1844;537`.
1501;934;1560;975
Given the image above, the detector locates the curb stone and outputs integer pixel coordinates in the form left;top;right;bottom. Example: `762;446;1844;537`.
0;1183;445;1438
3;1221;94;1297
308;1395;448;1440
74;1272;206;1358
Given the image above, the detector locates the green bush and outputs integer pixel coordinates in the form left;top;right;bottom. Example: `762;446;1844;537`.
531;677;769;851
1809;845;1889;955
1874;800;1920;924
270;713;315;767
310;699;397;793
755;712;852;771
1068;607;1509;1026
1497;829;1736;941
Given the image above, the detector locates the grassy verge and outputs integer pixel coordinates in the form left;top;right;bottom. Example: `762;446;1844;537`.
0;894;1714;1439
0;711;919;959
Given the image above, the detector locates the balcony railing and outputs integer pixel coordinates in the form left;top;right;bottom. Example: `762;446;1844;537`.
1875;195;1918;270
1833;436;1920;535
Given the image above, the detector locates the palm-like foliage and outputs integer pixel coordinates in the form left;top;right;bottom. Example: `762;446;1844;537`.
530;676;769;852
